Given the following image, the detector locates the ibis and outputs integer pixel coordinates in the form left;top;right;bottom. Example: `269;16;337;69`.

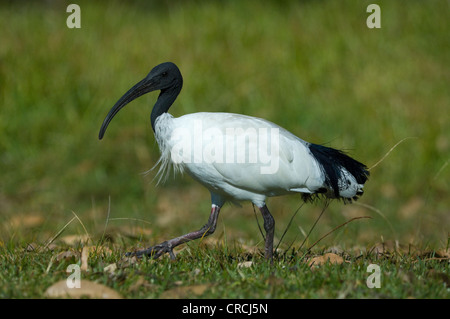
98;62;369;260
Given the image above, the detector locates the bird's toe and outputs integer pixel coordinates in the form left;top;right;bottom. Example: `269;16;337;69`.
125;241;175;260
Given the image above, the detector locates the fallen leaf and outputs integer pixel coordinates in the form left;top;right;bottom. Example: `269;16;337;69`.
55;250;79;262
59;235;90;246
25;243;40;252
80;246;89;272
435;249;450;259
237;261;253;268
240;243;261;256
415;249;449;260
45;280;122;299
117;255;139;268
308;253;344;268
103;263;117;274
325;246;345;255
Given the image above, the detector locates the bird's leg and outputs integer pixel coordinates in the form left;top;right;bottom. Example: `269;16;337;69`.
258;205;275;262
128;205;221;260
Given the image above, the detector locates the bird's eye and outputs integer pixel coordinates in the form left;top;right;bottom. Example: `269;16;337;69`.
162;71;168;77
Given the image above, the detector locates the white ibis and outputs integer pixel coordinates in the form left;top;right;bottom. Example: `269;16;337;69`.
99;62;369;261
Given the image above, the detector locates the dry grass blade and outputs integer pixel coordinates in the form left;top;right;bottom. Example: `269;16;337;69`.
69;210;91;244
433;159;448;180
368;137;417;171
107;218;153;225
44;217;77;250
298;200;330;252
275;202;305;252
44;211;92;251
307;216;372;251
354;202;395;236
252;203;265;241
100;195;111;244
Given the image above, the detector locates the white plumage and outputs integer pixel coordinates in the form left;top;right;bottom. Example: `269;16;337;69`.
99;62;369;261
153;112;348;207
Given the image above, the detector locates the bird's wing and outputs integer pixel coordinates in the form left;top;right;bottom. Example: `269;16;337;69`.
172;112;325;197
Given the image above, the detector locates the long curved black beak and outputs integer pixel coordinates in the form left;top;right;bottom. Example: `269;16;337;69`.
98;77;155;140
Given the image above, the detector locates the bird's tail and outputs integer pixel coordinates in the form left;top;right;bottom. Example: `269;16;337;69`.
306;143;369;202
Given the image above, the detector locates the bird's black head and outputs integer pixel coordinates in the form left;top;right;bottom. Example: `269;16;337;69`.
99;62;183;139
146;62;183;91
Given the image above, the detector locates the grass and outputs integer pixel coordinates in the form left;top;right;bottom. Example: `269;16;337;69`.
1;237;449;299
0;0;449;299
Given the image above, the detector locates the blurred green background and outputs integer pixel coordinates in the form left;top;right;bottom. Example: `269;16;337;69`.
0;0;448;250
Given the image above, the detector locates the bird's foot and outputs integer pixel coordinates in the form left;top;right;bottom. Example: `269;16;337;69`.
125;241;176;260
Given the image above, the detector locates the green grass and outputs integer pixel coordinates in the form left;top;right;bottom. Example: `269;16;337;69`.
2;239;450;299
0;0;448;298
1;240;449;299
